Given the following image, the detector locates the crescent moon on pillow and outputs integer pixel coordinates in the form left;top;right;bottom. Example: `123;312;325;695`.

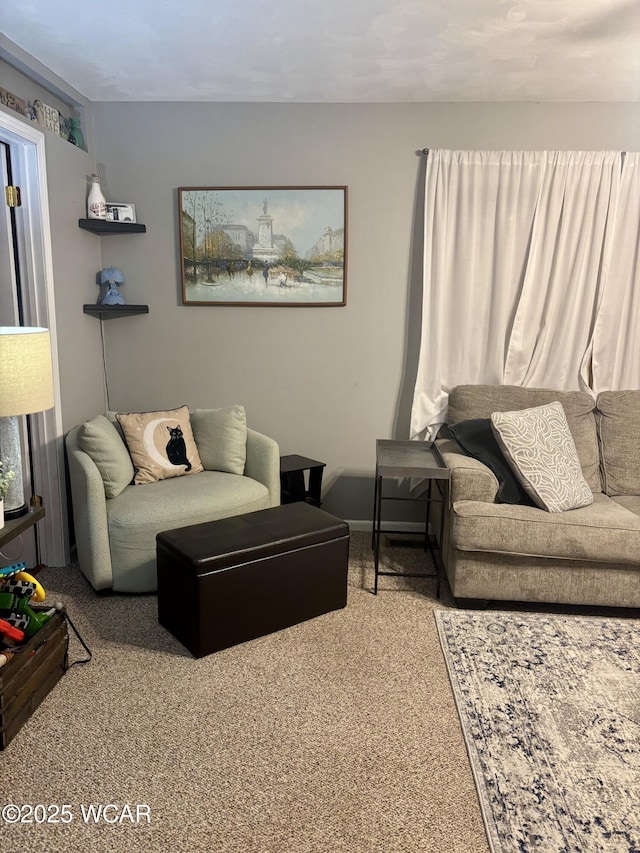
142;418;177;470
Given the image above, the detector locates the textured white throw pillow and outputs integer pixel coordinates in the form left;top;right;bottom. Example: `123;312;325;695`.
490;402;593;513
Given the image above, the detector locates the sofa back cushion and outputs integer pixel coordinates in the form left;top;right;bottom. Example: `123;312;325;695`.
596;391;640;496
77;415;134;498
190;405;247;475
448;385;601;492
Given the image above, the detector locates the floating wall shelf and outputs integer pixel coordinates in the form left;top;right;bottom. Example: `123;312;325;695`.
78;219;146;235
83;304;149;319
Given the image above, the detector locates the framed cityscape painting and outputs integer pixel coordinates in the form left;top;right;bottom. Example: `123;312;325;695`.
178;186;347;307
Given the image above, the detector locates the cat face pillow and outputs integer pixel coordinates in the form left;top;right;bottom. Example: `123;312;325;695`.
116;405;204;484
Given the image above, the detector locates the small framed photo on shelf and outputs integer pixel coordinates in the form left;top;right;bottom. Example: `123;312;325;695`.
105;203;136;223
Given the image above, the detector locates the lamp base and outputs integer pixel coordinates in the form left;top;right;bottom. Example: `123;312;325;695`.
4;502;28;520
0;416;28;521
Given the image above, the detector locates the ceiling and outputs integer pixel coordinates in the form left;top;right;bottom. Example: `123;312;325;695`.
3;0;640;103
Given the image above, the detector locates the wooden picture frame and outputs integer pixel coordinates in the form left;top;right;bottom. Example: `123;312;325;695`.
178;186;347;307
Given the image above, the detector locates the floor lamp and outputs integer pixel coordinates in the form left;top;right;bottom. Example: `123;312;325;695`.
0;327;55;519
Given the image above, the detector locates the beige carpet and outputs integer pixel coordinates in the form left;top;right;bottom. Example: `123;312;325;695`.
0;533;488;853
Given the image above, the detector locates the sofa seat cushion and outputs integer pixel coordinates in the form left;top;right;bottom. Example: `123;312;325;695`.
596;391;640;496
105;471;272;592
448;385;602;492
611;495;640;518
451;492;640;565
107;471;269;535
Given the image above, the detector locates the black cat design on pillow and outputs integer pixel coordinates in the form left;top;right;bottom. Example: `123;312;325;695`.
166;425;192;471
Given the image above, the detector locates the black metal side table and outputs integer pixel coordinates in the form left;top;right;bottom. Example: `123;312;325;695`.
280;455;326;508
372;439;450;596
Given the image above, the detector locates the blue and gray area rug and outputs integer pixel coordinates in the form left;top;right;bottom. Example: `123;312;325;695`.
435;609;640;853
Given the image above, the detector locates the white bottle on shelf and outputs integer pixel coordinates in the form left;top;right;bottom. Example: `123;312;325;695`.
87;174;107;219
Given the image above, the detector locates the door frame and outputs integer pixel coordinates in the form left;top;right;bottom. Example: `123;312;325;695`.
0;109;68;566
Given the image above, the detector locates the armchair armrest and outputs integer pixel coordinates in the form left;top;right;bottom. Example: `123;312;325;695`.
245;429;280;506
436;437;499;504
65;426;114;590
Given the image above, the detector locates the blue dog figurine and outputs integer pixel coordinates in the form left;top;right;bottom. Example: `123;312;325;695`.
99;267;126;305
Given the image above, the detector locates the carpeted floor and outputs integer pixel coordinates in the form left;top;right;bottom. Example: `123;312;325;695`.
0;533;489;853
436;610;640;853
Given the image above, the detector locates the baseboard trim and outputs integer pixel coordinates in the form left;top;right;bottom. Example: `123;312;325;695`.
346;520;427;534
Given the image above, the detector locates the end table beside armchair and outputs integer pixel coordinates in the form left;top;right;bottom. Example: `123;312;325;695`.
372;439;450;596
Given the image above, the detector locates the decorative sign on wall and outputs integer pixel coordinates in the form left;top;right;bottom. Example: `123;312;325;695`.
0;88;27;116
33;100;60;135
178;186;347;307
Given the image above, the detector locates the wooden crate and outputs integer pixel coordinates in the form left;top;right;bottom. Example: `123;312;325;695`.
0;610;69;749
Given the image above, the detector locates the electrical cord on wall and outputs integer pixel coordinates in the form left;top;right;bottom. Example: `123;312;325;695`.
99;317;111;411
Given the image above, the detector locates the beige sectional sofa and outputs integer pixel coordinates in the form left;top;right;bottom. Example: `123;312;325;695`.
435;385;640;608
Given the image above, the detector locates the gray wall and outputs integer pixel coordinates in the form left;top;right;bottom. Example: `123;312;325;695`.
91;101;640;521
45;129;108;429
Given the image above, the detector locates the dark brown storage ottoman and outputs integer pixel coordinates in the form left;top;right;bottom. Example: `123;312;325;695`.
0;609;69;749
157;502;350;657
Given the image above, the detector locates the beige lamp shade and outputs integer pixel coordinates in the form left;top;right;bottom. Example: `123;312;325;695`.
0;326;55;417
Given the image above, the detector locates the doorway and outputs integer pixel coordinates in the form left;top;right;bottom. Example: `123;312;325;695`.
0;109;69;568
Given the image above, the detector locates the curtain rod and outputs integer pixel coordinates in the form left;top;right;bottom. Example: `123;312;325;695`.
420;148;628;156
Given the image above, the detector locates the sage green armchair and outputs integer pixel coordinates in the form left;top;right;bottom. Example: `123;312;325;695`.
65;406;280;593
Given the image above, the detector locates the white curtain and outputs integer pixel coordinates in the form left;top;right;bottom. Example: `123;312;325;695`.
588;152;640;393
410;149;623;441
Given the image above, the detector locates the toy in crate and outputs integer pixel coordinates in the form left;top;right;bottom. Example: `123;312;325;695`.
0;562;69;749
0;564;55;638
